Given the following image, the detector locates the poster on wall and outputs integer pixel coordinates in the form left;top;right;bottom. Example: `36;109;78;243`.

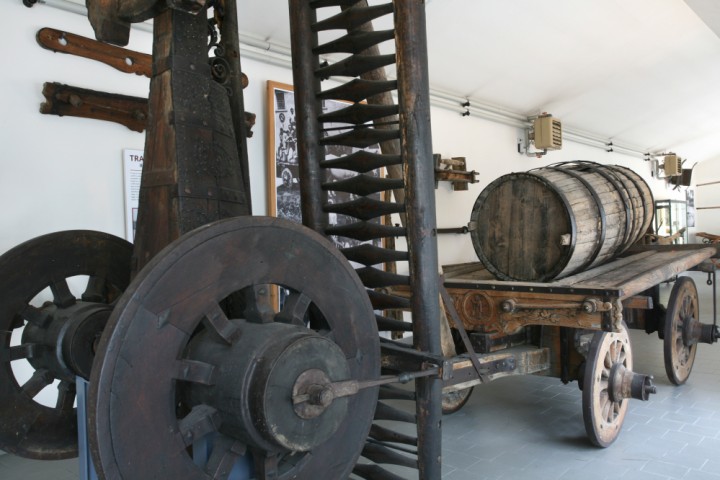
265;81;384;249
687;189;696;228
122;149;144;242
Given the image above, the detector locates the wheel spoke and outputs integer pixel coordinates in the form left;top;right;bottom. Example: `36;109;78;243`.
173;359;217;385
56;381;77;411
205;435;247;480
203;302;240;345
178;404;221;448
617;347;626;366
275;292;311;326
0;343;42;363
50;279;76;308
20;304;51;328
21;369;54;399
82;275;106;302
603;351;612;370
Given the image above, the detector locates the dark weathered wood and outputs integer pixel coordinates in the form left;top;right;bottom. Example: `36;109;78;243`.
320;150;402;173
40;82;255;137
289;0;327;234
355;267;409;287
374;402;416;423
316;53;397;79
353;463;406;480
37;27;151;76
322;174;404;196
369;424;417;445
321;126;399;148
317;78;398;103
324;197;405;221
394;3;442;479
341;244;409;265
313;3;394;32
40;82;147;132
130;8;250;273
375;314;413;332
313;29;396;55
217;0;253;212
367;290;411;310
318;103;399;125
325;221;405;241
361;443;417;469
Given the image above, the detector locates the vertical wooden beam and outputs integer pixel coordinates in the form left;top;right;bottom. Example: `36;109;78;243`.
288;0;328;233
132;8;249;274
394;1;442;479
219;0;253;213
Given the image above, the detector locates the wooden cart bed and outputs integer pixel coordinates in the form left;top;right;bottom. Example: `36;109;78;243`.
444;245;717;300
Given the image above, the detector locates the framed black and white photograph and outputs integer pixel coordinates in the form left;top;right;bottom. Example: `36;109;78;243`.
266;81;384;251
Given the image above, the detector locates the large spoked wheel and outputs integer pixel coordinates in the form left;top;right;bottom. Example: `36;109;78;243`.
582;324;632;448
89;217;380;480
664;277;699;385
0;231;132;459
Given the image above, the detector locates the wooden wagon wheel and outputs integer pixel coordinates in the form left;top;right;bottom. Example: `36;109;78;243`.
0;231;132;459
89;217;380;479
582;324;632;447
664;277;699;385
442;387;473;415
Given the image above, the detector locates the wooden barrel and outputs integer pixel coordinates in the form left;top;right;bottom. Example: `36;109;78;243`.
469;161;654;281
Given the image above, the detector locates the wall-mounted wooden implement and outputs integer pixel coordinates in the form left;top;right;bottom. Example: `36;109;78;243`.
434;155;478;190
37;27;151;77
40;82;148;132
40;82;256;136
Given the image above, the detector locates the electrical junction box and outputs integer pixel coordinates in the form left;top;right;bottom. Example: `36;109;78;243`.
533;115;562;150
663;154;682;176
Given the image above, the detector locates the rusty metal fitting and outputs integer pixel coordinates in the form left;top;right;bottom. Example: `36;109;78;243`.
609;364;656;402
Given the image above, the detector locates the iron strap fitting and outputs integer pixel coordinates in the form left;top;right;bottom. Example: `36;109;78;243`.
500;297;611;314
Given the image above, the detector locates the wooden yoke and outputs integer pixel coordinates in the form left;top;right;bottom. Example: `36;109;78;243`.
86;0;251;275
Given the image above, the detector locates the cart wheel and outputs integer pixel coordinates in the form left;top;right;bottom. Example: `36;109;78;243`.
582;324;632;447
664;277;699;385
0;230;132;459
89;217;380;479
441;387;473;415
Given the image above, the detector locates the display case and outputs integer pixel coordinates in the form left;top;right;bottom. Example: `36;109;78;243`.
654;199;687;244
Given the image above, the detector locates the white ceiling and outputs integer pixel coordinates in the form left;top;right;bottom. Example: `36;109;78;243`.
59;0;720;164
233;0;720;164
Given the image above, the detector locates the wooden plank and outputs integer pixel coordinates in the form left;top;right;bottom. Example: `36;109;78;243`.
624;243;720;257
549;251;656;286
579;248;716;298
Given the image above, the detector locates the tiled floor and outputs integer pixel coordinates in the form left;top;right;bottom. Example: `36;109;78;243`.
1;271;718;479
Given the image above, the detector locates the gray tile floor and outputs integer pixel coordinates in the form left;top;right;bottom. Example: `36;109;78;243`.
1;271;718;479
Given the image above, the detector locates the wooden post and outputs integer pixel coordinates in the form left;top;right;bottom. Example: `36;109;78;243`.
394;1;443;479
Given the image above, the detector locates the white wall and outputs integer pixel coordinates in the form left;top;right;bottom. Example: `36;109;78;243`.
693;158;720;240
0;2;694;263
1;3;152;253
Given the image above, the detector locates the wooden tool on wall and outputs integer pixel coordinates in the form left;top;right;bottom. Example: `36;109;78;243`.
41;82;148;132
36;27;249;87
434;154;478;190
40;82;257;136
37;27;151;77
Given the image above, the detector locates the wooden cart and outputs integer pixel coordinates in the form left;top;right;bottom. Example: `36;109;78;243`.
437;243;719;447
